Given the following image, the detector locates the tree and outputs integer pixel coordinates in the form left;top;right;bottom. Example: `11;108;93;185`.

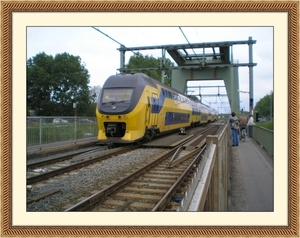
90;85;102;103
27;52;96;116
27;54;55;116
254;91;273;119
126;52;174;86
86;85;102;117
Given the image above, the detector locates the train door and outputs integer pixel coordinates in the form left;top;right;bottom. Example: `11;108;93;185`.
151;93;159;127
145;91;151;126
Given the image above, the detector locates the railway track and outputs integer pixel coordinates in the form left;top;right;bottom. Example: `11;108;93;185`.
64;126;219;212
27;146;108;169
26;125;218;185
26;145;137;185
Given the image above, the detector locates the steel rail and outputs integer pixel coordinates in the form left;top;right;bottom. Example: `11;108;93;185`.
151;145;207;211
27;147;107;169
27;145;137;185
64;126;219;212
64;146;179;211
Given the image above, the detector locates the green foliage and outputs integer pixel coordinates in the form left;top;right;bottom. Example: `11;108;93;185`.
254;91;273;119
126;52;174;86
27;122;98;146
256;122;273;130
27;52;96;116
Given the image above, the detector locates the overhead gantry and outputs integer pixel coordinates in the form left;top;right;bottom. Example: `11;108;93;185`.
118;37;256;114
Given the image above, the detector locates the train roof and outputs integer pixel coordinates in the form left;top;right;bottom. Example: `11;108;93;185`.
103;73;218;112
105;73;188;95
103;73;157;89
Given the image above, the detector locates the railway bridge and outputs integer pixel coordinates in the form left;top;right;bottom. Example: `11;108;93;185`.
118;37;257;114
27;121;273;212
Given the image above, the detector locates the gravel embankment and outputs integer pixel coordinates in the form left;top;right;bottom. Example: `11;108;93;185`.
27;148;166;211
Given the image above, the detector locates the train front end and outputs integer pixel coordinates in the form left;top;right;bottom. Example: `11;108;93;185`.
96;74;147;144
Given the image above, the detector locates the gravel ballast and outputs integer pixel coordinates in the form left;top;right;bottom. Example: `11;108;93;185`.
27;148;166;211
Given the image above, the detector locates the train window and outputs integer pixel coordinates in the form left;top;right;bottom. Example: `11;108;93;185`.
102;88;133;103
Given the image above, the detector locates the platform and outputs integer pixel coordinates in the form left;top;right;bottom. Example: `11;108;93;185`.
228;137;274;211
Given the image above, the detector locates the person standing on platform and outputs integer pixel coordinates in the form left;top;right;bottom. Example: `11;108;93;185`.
239;113;248;139
229;112;239;146
247;114;255;138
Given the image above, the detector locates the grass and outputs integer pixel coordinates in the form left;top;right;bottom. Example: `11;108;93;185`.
256;121;273;131
27;122;98;146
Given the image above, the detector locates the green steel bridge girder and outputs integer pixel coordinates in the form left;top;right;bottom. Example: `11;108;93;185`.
171;67;240;114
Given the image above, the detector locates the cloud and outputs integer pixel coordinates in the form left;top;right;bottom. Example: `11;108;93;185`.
27;26;273;112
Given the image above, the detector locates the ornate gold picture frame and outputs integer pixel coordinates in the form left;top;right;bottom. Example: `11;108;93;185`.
1;1;298;237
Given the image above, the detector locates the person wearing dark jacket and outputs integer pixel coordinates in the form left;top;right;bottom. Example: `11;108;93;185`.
229;112;239;146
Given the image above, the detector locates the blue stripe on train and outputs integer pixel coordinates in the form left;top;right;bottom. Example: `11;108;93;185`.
151;97;162;113
151;88;191;114
151;88;202;116
165;112;190;125
151;88;167;113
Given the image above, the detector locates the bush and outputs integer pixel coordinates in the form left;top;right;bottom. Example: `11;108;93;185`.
256;122;273;130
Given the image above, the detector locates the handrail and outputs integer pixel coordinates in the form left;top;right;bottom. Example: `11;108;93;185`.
177;122;230;211
177;142;216;211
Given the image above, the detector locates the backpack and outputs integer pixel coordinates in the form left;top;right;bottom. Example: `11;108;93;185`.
232;117;239;130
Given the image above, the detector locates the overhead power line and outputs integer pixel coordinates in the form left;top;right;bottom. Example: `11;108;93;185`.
194;27;202;42
135;27;158;45
92;27;139;56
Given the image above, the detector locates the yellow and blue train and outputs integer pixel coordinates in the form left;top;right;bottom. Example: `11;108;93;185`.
96;73;218;144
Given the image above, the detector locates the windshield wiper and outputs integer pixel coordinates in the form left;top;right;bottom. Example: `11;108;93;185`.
115;100;129;103
102;100;129;105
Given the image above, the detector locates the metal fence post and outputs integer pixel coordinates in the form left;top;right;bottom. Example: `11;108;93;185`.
74;116;77;143
39;117;42;147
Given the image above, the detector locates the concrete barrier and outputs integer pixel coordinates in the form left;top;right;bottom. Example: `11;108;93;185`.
178;123;230;211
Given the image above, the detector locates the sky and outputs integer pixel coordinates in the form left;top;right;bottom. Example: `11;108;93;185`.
27;27;273;114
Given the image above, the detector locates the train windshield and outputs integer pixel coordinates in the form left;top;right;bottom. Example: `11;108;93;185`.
102;88;134;104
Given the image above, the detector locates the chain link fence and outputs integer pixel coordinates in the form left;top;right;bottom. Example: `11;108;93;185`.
27;117;98;147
